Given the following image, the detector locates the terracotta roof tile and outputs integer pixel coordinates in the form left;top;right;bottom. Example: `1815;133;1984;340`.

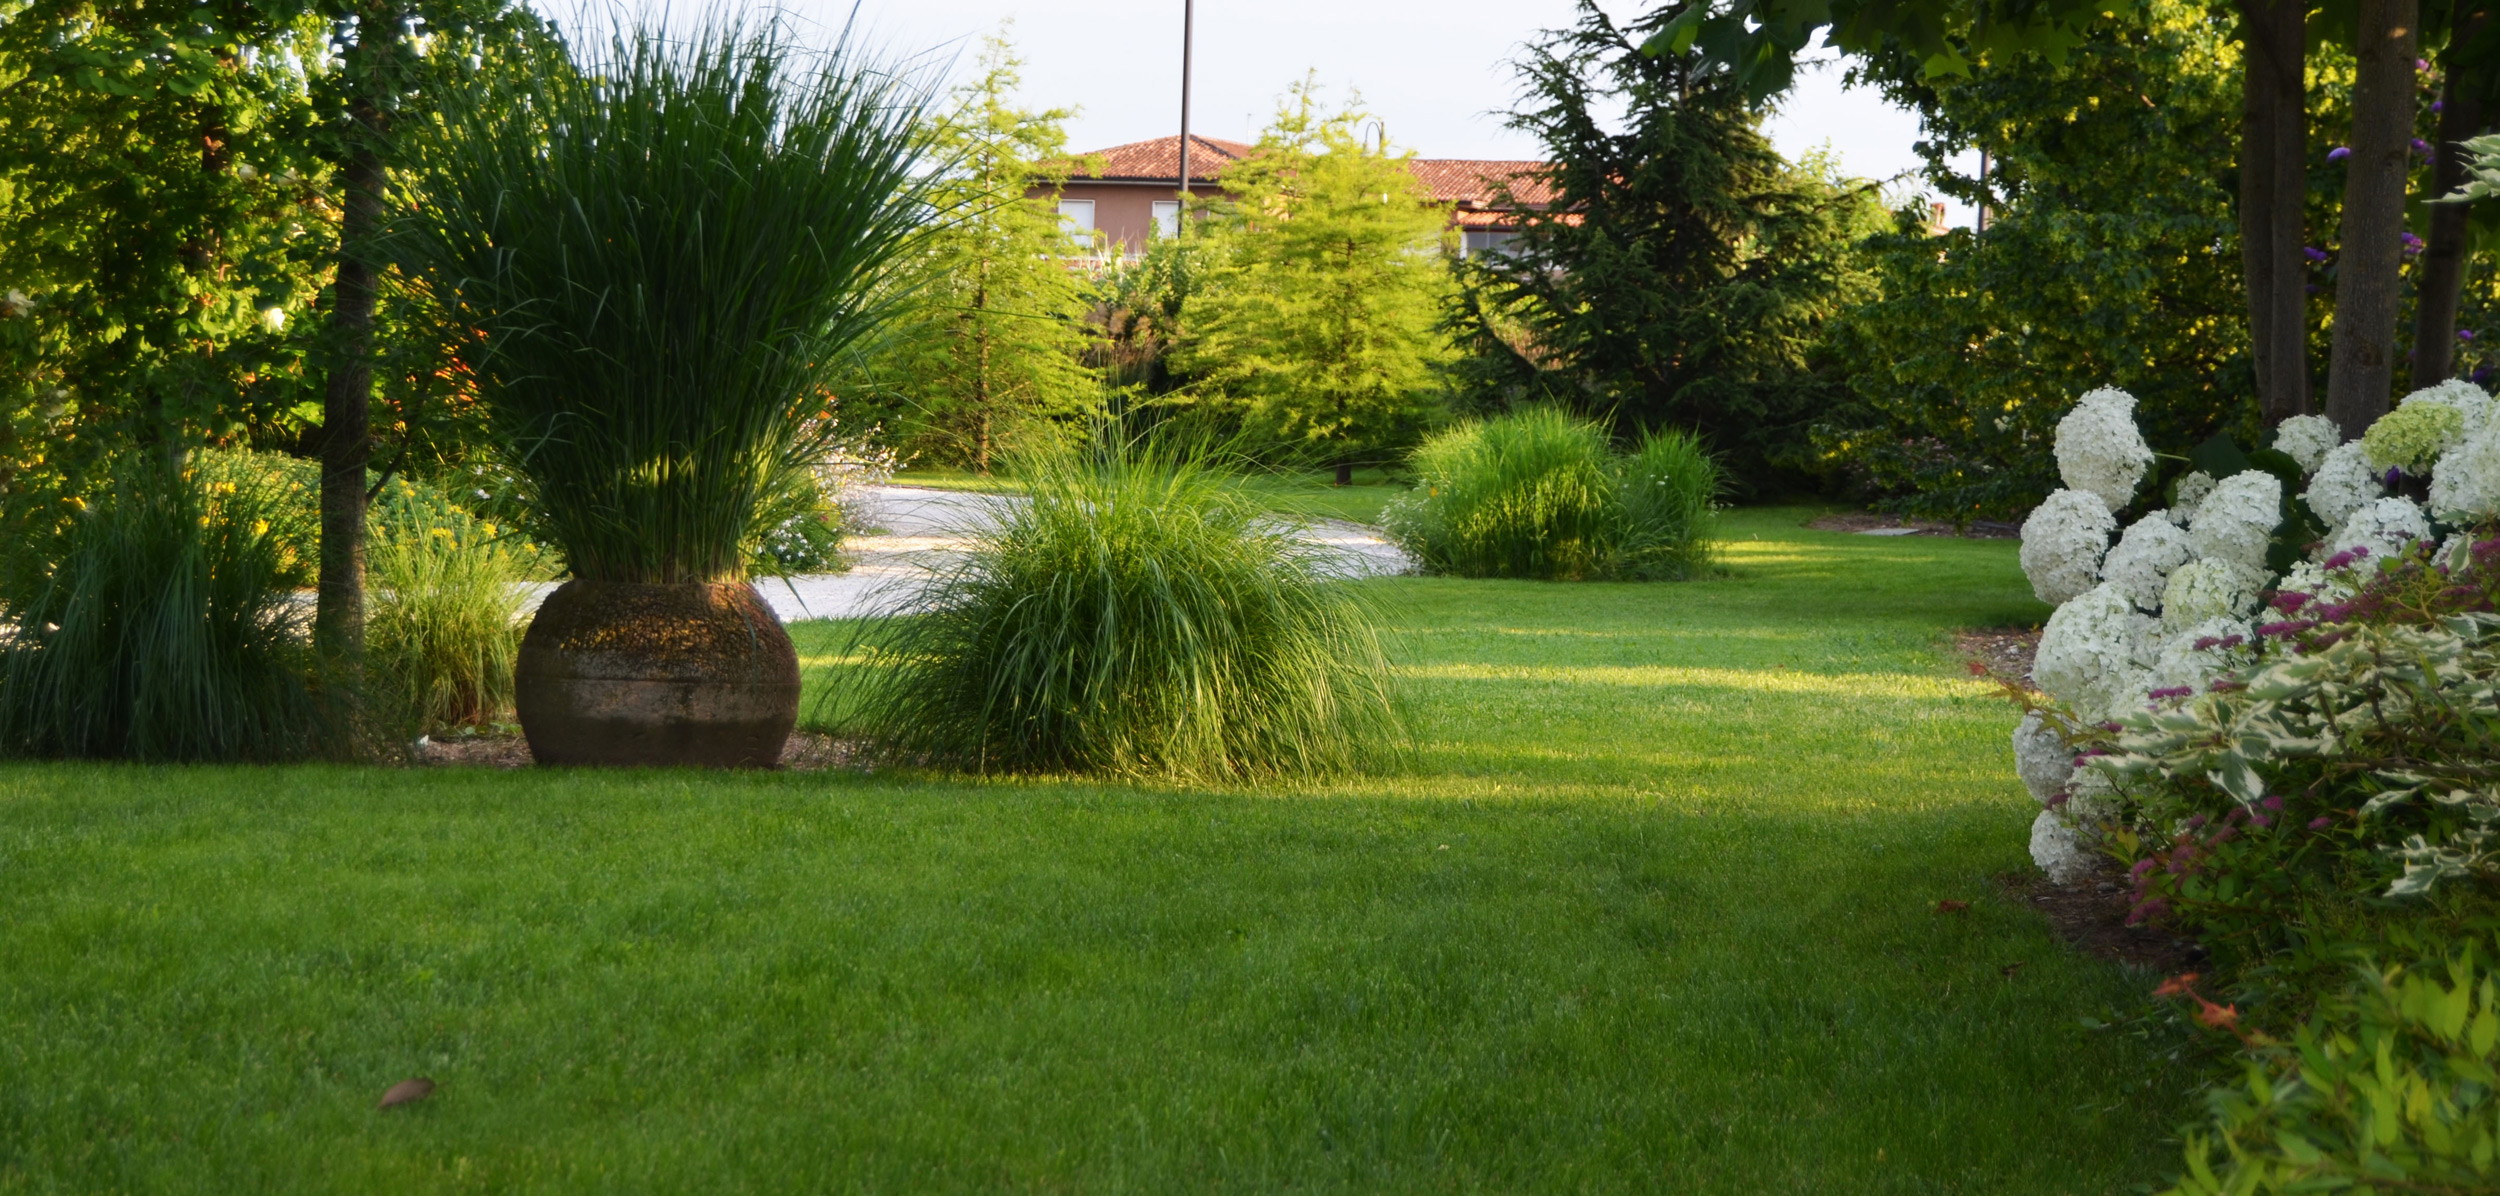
1406;159;1555;208
1063;138;1556;211
1067;134;1258;183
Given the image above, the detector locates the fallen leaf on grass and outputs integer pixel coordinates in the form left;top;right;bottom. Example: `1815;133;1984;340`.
378;1078;435;1110
2000;962;2025;978
1934;900;1970;915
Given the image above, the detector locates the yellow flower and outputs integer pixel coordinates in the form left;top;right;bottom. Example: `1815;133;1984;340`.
251;519;270;537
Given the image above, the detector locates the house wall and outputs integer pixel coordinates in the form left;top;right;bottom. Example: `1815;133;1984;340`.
1045;180;1223;256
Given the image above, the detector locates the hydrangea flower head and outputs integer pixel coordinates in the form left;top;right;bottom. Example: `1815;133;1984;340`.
2188;470;2283;570
2019;488;2117;605
2304;440;2385;528
2270;414;2341;475
2012;711;2073;806
2154;615;2254;692
2404;378;2496;436
2363;401;2468;472
2035;581;2157;723
2430;420;2500;524
2162;556;2264;626
2328;495;2432;562
2101;512;2193;611
2054;388;2155;512
2171;470;2217;522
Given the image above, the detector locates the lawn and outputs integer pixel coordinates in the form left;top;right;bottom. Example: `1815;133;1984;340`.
0;509;2193;1194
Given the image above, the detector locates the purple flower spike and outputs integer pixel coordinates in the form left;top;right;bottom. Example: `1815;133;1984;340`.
2270;591;2313;613
2186;814;2209;830
2149;685;2195;700
2192;635;2221;651
2405;232;2427;249
2309;816;2332;830
2419;57;2433;71
2303;245;2330;263
2436;99;2448;113
2250;813;2273;828
2329;146;2353;162
2262;795;2284;811
2462;329;2478;342
2414;138;2435;156
2259;619;2317;637
2324;547;2368;571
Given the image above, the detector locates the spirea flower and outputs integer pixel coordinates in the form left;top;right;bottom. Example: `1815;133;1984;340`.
2035;581;2157;723
2270;414;2341;475
2170;471;2217;523
2055;388;2156;512
2363;401;2468;472
2012;711;2074;806
2328;495;2433;561
2430;420;2500;523
2305;440;2385;527
2019;488;2117;604
2154;615;2254;692
2162;556;2265;625
2101;512;2194;611
2188;470;2284;571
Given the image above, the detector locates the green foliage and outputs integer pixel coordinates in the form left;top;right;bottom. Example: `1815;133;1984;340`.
816;434;1401;779
1384;407;1720;581
0;454;326;760
857;34;1101;472
366;475;536;735
1446;2;1884;496
390;18;936;584
1174;79;1455;473
1815;4;2258;519
2169;940;2500;1195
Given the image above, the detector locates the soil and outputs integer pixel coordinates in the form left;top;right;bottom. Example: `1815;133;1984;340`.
1955;627;2041;687
1804;511;2023;539
1998;865;2206;974
411;729;861;772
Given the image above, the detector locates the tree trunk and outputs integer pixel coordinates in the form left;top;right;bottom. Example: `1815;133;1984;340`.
2238;0;2312;425
317;3;395;664
2411;10;2490;389
2324;0;2422;437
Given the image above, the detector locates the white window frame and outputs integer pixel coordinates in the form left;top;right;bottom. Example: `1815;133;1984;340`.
1057;199;1096;247
1151;200;1181;240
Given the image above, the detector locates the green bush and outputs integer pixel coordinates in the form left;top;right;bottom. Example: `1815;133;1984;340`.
1383;408;1719;580
2169;938;2500;1195
0;455;327;760
366;477;541;735
817;440;1400;778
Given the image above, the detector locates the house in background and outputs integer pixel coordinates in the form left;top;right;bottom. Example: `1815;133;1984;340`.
1042;134;1552;260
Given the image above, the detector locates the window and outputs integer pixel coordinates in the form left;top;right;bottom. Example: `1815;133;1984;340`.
1151;200;1180;240
1057;199;1095;247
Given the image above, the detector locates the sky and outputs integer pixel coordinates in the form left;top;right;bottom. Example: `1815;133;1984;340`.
743;0;1981;226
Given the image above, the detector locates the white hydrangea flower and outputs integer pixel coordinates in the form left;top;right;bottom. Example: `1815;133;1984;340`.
2012;711;2074;806
2055;388;2156;512
2063;765;2120;824
2172;471;2218;523
2328;496;2432;562
2101;513;2194;611
2019;488;2117;605
2364;402;2469;473
2274;560;2354;605
2188;471;2283;571
2305;440;2385;528
2035;581;2157;723
2430;421;2500;525
2029;809;2094;885
2152;616;2254;693
2403;378;2496;437
2161;557;2264;625
2271;415;2341;475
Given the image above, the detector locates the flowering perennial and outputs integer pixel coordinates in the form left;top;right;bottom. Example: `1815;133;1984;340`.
2055;387;2156;512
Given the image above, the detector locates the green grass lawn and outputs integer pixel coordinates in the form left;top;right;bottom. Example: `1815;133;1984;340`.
0;509;2192;1194
896;464;1406;526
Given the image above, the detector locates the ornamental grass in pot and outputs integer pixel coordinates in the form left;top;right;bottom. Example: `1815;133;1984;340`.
393;20;934;766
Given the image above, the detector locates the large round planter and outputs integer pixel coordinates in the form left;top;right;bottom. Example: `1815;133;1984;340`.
515;579;799;768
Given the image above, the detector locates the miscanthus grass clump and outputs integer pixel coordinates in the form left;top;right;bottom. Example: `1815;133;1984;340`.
1384;407;1720;580
818;444;1400;779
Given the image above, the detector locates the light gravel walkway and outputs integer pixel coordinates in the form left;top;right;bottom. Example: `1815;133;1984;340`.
748;485;1413;622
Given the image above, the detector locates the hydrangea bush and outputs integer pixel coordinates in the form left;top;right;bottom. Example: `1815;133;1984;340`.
2013;382;2500;883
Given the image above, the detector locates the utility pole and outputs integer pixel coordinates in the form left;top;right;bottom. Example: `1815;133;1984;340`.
1176;0;1193;235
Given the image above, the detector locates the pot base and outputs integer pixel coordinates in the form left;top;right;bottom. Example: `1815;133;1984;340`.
516;580;800;768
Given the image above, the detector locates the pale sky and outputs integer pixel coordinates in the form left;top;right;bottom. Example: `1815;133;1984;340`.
736;0;1982;227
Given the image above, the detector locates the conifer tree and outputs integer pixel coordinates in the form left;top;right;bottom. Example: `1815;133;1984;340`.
872;35;1099;472
1178;82;1454;484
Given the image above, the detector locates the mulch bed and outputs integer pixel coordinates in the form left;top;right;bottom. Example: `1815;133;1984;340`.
411;729;862;772
1955;627;2041;688
1805;511;2022;539
1997;865;2205;974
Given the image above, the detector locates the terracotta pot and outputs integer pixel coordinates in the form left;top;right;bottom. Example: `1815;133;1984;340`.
515;579;798;768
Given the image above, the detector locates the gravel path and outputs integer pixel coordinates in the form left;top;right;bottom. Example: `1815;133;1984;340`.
748;485;1413;622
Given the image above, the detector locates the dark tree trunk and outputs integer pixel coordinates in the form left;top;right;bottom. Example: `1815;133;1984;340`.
317;3;397;663
2238;0;2312;425
2325;0;2423;437
2411;10;2490;389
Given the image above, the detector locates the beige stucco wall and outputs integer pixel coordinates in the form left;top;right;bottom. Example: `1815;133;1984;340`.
1044;181;1223;256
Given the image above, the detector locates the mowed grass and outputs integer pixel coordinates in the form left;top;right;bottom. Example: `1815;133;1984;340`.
0;509;2193;1193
